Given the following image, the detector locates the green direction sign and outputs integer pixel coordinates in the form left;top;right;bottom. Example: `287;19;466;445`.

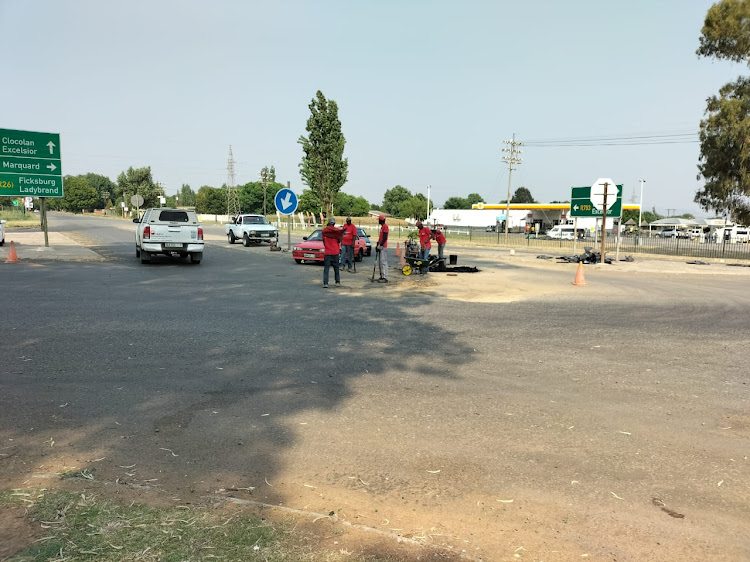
570;185;622;217
0;128;63;198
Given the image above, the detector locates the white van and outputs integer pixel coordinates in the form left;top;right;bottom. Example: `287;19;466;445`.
546;225;584;240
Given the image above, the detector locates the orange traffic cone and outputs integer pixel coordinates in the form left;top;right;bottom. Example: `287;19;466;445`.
572;262;586;286
5;241;19;263
396;243;406;266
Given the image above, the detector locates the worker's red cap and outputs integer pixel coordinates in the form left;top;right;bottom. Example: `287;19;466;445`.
379;214;385;220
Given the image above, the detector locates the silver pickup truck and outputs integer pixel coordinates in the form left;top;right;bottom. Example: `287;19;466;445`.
226;214;278;246
134;208;204;264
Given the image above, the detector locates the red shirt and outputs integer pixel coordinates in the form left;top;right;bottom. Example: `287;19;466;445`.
341;223;357;245
378;223;389;248
418;226;432;248
322;225;343;255
434;229;446;244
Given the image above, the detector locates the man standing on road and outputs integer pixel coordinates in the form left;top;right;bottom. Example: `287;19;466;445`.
433;226;446;260
340;216;358;273
322;217;343;288
417;220;432;261
376;214;389;283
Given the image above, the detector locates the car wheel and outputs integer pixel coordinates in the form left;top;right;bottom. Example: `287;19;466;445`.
243;234;251;247
191;252;202;264
140;250;151;264
228;232;236;244
357;249;364;262
295;259;302;264
135;246;140;258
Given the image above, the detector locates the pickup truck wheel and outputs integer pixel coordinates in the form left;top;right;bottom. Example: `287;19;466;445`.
228;232;236;244
243;234;251;247
140;250;151;264
190;253;202;264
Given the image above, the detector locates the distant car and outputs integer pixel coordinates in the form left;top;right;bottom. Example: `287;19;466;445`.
0;219;5;246
357;227;372;256
485;225;496;232
659;229;679;238
293;229;367;264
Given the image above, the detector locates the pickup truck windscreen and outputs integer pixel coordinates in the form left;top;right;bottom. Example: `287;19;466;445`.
157;211;191;222
242;216;269;224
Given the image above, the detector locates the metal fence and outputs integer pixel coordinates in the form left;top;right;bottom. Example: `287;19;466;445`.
441;228;750;261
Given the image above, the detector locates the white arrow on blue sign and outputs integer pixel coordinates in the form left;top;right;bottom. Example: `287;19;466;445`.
274;188;298;215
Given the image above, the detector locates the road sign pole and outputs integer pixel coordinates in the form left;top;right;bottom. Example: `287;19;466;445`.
287;181;292;251
600;183;609;261
41;197;49;247
573;217;578;255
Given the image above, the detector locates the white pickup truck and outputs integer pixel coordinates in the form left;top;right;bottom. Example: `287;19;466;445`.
226;214;278;246
134;208;204;264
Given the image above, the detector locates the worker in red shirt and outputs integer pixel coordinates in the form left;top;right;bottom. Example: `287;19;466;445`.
322;217;343;288
339;216;358;273
376;214;389;283
416;220;432;261
433;226;446;260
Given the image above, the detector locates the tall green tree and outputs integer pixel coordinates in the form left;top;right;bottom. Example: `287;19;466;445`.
239;181;284;214
298;189;322;214
61;176;98;213
82;173;115;208
444;196;468;209
333;192;370;216
466;193;485;206
117;166;159;208
399;193;430;220
696;0;750;223
382;185;412;215
179;184;196;207
511;187;536;203
195;185;226;214
298;91;348;216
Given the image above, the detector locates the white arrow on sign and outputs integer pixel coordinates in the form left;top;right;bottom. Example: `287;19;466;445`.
46;163;57;172
590;178;618;210
573;204;579;211
46;141;56;154
280;192;293;210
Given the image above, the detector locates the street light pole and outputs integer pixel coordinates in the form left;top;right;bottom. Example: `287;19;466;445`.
638;179;645;231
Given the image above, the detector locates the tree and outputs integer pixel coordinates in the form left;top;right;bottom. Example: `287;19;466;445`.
298;91;348;216
399;194;430;220
298;189;322;214
444;196;468;209
61;176;98;213
83;173;115;209
382;185;412;215
511;187;535;203
179;184;196;207
117;167;159;208
260;166;276;215
697;0;750;63
238;181;284;214
195;185;226;214
695;1;750;223
622;208;662;225
333;192;370;216
466;193;485;206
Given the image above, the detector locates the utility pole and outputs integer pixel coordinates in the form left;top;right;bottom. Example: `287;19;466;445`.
426;185;431;222
226;146;240;217
501;134;523;242
260;167;269;217
638;179;646;230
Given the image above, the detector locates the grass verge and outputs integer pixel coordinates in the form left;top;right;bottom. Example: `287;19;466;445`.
0;488;421;562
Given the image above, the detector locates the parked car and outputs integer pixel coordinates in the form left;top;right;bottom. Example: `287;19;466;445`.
357;227;372;256
226;214;278;246
546;225;586;240
0;219;5;246
134;208;204;264
485;225;496;232
292;229;367;264
658;229;679;238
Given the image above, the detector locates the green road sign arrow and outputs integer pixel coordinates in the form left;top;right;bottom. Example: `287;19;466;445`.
569;185;622;217
1;156;62;176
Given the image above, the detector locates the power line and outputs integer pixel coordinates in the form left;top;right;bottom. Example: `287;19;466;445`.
524;130;698;147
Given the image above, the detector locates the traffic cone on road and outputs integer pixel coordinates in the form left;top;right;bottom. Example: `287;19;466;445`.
5;241;19;263
572;262;586;286
396;243;406;266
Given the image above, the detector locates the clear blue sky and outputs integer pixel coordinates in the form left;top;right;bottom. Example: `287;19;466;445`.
1;0;741;216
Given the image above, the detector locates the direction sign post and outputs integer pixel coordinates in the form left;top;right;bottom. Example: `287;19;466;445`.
274;184;299;251
1;128;63;248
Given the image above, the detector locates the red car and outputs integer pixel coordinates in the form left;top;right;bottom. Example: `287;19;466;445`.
293;229;367;264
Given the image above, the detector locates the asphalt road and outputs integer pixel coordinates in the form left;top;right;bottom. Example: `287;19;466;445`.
1;213;748;561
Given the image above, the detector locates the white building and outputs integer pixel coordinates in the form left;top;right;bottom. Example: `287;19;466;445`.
427;203;641;233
